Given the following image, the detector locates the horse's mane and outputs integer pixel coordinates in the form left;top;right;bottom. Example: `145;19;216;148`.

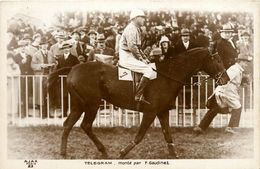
164;47;209;83
170;47;207;66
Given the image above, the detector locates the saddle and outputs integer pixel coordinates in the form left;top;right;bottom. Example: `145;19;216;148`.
118;63;157;99
118;65;143;90
118;63;157;81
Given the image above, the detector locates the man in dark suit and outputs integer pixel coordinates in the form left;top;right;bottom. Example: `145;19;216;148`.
69;31;86;63
14;40;34;117
56;43;80;69
87;34;115;65
79;27;89;44
174;28;198;56
54;43;79;117
174;28;199;108
214;24;238;69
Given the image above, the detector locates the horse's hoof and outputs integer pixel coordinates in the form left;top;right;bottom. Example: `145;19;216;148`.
118;151;126;159
101;152;109;159
168;153;179;159
60;153;67;159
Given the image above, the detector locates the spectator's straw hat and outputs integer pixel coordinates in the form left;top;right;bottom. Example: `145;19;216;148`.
55;32;66;39
241;31;250;37
129;9;145;20
23;34;32;41
97;34;106;43
88;30;98;36
237;25;246;30
155;25;164;31
71;31;81;36
159;36;170;44
180;28;190;36
32;33;42;41
220;24;233;32
60;43;72;50
79;27;88;33
18;40;29;47
150;48;162;56
39;38;49;45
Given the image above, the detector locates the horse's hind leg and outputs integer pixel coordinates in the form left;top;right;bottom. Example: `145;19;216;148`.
157;111;178;158
60;102;83;157
119;113;156;158
80;105;108;159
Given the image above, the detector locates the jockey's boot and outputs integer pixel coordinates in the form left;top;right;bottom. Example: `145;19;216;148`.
135;76;150;105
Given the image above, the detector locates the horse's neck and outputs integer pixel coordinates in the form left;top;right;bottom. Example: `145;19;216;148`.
169;54;202;83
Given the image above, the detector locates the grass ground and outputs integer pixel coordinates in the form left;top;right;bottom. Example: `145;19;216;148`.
8;126;253;159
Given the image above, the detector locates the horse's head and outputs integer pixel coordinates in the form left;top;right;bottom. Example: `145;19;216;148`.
202;51;229;85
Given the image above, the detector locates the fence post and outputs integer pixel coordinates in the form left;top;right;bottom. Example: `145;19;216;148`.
183;86;186;127
190;77;193;126
197;76;201;125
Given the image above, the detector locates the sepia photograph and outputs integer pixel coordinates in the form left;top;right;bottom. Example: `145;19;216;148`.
0;0;259;169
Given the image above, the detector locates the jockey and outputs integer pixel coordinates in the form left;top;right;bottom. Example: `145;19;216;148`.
119;9;153;104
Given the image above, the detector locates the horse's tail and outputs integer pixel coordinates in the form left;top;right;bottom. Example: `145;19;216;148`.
47;67;72;108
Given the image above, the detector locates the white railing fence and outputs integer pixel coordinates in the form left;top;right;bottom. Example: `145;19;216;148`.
6;75;254;128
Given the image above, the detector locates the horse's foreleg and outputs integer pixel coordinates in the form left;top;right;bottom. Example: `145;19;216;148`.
157;111;178;158
119;113;156;158
61;107;83;157
81;107;108;159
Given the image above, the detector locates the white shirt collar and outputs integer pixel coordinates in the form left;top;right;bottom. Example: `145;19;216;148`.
64;53;70;59
183;41;189;49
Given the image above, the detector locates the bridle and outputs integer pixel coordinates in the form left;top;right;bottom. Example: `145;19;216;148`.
192;52;227;86
118;51;227;86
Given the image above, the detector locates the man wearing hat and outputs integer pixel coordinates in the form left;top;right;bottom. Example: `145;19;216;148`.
13;40;34;118
87;30;97;47
56;43;79;69
23;33;33;45
194;55;252;134
79;27;89;44
119;9;153;104
214;24;238;69
26;33;42;58
174;28;198;108
49;32;66;61
174;28;198;56
87;34;115;64
31;38;55;75
31;38;56;118
69;31;86;63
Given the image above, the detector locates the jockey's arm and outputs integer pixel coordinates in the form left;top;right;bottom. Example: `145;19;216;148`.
124;28;148;62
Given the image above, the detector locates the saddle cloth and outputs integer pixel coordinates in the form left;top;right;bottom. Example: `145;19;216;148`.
118;63;157;81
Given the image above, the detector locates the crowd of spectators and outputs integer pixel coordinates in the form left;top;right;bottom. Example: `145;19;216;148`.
6;10;254;117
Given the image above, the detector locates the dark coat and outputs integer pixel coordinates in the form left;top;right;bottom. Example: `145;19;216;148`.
13;53;34;75
56;53;80;70
174;39;198;56
87;47;115;62
214;38;238;69
196;35;210;48
162;46;175;60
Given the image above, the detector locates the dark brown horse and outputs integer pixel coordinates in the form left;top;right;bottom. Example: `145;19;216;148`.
47;47;227;159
